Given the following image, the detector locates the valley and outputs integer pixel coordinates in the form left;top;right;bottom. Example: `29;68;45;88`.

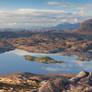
0;19;92;92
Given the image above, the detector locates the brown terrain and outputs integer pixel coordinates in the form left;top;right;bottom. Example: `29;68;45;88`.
0;40;15;53
0;19;92;55
0;19;92;91
0;71;92;92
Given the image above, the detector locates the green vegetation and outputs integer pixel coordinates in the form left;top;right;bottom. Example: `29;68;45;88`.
76;55;91;61
24;55;36;61
24;55;62;64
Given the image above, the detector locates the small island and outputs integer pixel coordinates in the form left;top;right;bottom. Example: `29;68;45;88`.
76;55;91;61
24;55;62;64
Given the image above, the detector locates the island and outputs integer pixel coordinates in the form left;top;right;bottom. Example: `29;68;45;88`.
24;55;62;64
0;19;92;60
76;55;92;61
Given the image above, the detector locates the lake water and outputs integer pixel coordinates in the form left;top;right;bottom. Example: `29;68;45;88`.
0;49;92;75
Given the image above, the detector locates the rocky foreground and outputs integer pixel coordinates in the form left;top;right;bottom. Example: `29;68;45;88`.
0;71;92;92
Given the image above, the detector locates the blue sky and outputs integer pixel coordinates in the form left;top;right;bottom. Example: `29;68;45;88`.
0;0;92;28
0;0;92;10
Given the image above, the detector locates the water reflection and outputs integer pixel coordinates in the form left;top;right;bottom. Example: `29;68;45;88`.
0;49;92;75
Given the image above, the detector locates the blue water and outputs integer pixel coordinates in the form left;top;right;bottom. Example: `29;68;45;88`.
0;49;92;75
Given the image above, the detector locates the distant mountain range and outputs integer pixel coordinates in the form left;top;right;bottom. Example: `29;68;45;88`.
0;23;80;32
0;19;92;32
45;23;80;31
0;19;92;54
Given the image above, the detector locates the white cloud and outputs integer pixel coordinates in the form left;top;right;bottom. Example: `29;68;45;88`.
75;4;92;11
47;1;73;7
44;67;61;72
47;1;92;16
48;1;60;5
74;4;92;16
0;8;91;29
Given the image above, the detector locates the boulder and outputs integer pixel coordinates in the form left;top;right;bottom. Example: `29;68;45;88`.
38;78;68;92
76;71;89;78
69;71;89;83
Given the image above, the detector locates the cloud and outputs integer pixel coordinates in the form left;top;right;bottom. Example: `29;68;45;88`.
44;67;61;72
74;4;92;16
47;1;73;7
47;1;92;16
0;8;91;29
48;1;61;5
75;4;92;11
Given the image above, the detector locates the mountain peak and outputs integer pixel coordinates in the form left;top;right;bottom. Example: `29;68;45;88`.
75;19;92;34
79;19;92;32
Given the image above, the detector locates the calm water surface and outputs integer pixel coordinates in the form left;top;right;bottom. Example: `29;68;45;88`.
0;49;92;75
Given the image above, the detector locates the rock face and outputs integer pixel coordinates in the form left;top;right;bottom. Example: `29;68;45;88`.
77;19;92;34
81;19;92;31
38;71;92;92
38;78;68;92
0;71;92;92
76;71;89;78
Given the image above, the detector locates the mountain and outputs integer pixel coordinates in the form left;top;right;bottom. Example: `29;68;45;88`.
53;23;80;30
45;23;80;31
0;22;80;32
76;19;92;34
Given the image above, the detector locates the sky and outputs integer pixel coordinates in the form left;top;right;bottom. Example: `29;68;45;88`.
0;0;92;29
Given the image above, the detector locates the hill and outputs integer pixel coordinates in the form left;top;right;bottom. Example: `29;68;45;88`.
50;23;80;30
75;19;92;34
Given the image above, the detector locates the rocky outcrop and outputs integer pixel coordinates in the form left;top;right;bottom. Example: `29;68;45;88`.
79;19;92;32
38;71;92;92
75;19;92;39
0;71;92;92
38;78;68;92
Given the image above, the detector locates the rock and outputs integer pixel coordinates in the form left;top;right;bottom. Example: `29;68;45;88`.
38;78;68;92
76;71;89;78
0;90;4;92
38;80;57;92
69;77;80;83
87;89;92;92
69;71;89;83
0;71;92;92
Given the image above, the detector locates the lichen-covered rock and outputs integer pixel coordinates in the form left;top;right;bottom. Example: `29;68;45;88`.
69;71;89;83
38;78;69;92
0;71;92;92
38;80;59;92
76;71;89;78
